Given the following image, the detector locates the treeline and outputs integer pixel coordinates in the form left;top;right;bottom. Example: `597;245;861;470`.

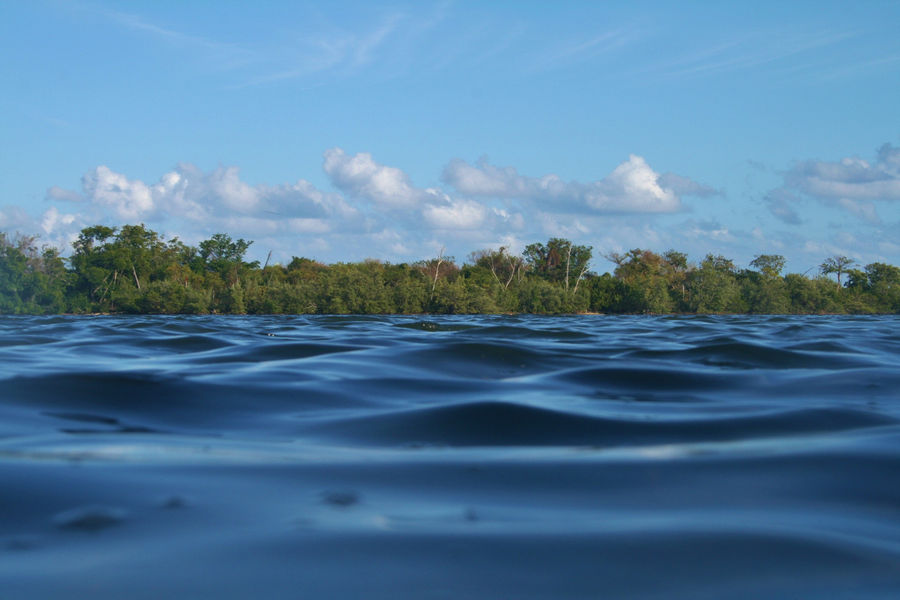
1;224;898;315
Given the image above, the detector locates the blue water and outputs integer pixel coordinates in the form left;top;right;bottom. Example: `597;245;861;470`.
1;314;899;599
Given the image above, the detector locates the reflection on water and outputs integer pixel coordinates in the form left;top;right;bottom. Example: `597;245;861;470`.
1;314;899;599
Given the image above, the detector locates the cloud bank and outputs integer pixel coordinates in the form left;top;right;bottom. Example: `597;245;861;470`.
10;144;894;272
770;143;900;224
52;162;357;229
442;155;715;214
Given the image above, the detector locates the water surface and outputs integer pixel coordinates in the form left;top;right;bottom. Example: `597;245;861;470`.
1;315;899;598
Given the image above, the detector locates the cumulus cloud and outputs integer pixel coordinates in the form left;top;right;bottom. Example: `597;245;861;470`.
420;188;528;234
81;166;155;220
442;155;710;214
588;155;681;212
423;197;487;230
320;148;523;235
37;163;369;263
323;147;424;208
441;158;559;198
51;163;356;226
0;205;81;252
27;147;813;267
40;206;77;235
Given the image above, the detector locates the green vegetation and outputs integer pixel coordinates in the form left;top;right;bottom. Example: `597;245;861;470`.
1;225;898;315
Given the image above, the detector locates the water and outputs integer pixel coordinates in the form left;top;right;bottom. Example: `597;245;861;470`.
1;314;898;599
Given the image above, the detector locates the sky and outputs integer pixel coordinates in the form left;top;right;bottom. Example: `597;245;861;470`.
1;0;899;274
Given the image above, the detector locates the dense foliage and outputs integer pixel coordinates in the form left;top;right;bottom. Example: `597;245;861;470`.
1;226;898;315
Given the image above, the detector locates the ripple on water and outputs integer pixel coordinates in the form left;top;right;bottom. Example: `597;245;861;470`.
0;314;898;599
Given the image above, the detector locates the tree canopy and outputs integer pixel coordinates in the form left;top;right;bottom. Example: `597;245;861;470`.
1;224;898;315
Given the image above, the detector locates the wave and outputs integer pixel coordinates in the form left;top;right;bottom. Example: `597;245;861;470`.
1;314;899;598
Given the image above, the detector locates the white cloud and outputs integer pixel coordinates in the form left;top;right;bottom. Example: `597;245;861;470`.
684;219;734;242
81;166;155;220
535;213;592;239
588;155;680;213
423;198;488;230
286;218;332;234
837;198;881;224
656;172;721;197
784;144;900;202
323;147;424;208
442;155;705;214
46;186;84;203
442;158;558;198
38;163;366;264
53;163;355;226
320;148;526;238
370;228;411;256
769;143;900;224
40;206;77;235
206;166;260;212
29;147;893;273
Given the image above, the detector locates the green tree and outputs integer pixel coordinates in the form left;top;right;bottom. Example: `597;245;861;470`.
687;254;742;313
865;262;900;312
750;254;786;278
820;255;855;286
605;249;676;313
416;249;459;307
524;238;592;294
199;233;255;286
468;246;525;290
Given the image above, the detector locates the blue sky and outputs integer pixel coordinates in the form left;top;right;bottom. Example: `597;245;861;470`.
1;0;899;274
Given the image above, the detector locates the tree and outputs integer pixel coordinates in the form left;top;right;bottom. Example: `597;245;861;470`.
820;255;855;286
199;233;254;285
468;246;524;290
8;221;900;315
199;233;253;265
741;256;790;313
864;262;900;312
605;248;683;313
109;224;167;291
524;238;592;294
0;233;70;313
69;225;119;308
416;248;458;303
750;254;786;278
688;254;741;313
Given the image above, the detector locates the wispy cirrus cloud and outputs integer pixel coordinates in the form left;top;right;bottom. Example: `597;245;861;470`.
81;2;441;88
645;28;859;81
528;27;641;71
89;5;254;70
